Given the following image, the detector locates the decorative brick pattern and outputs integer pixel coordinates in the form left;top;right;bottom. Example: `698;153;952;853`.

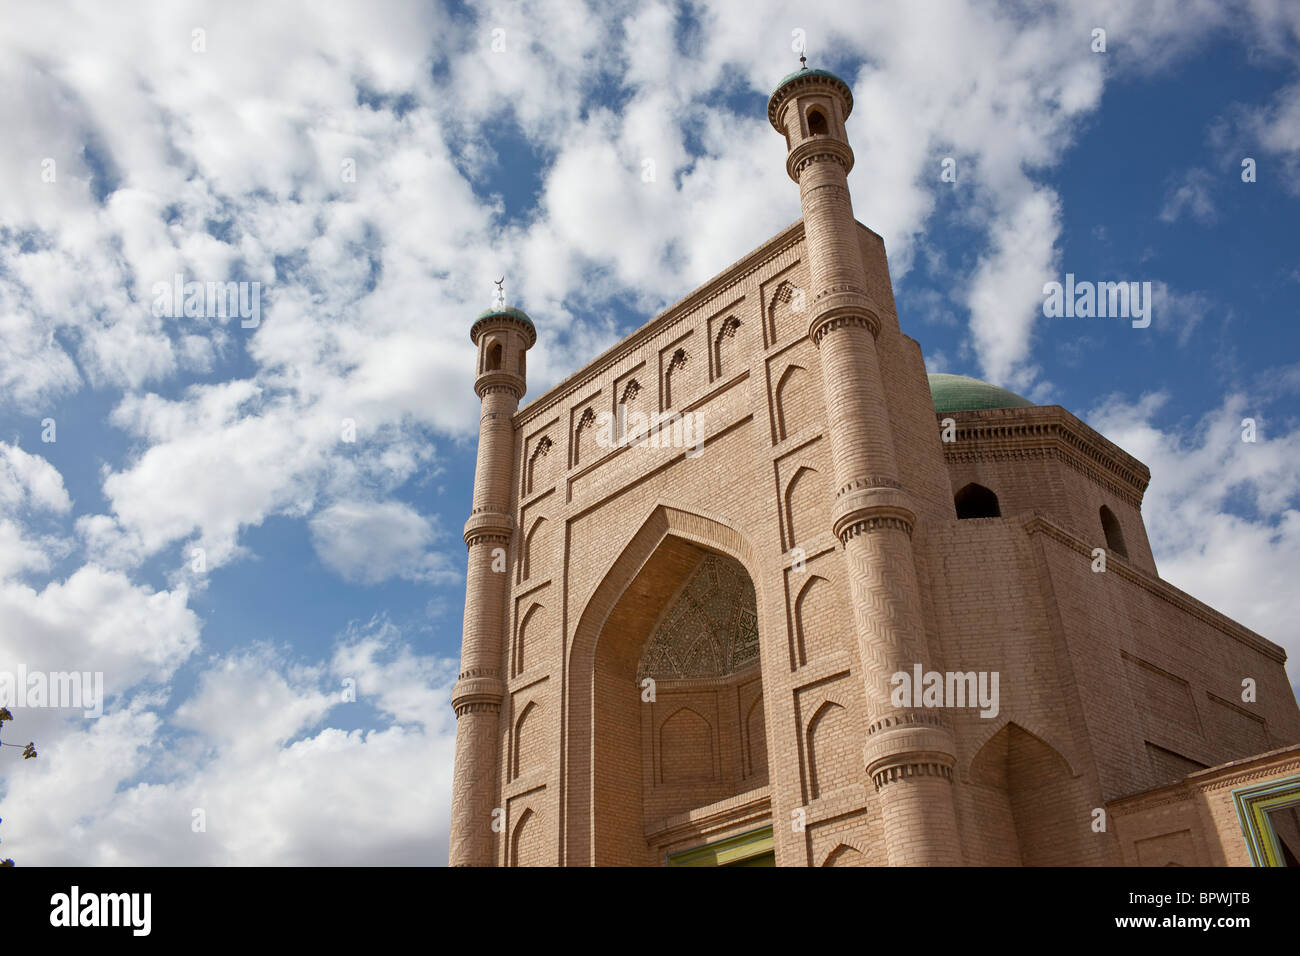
450;69;1300;868
637;553;759;680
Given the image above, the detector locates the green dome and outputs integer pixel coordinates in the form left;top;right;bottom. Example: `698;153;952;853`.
771;67;848;97
473;305;533;326
767;66;854;129
928;373;1033;413
469;305;535;346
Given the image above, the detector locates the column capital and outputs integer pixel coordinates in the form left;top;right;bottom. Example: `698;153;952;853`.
863;713;957;791
452;674;505;715
475;370;526;399
786;137;855;182
833;484;916;542
464;509;514;546
808;289;882;344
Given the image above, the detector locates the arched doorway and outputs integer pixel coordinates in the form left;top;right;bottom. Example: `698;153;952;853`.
565;505;771;865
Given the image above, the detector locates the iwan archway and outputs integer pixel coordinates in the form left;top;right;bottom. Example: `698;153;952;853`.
564;505;773;866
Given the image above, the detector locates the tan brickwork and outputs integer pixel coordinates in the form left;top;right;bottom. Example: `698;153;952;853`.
1110;744;1300;865
450;315;534;866
449;67;1300;866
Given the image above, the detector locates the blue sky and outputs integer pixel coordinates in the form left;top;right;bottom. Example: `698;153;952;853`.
0;0;1297;865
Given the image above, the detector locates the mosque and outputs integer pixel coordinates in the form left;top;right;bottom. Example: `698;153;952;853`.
449;63;1300;866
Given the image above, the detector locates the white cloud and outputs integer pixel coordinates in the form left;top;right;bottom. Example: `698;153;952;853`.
0;565;200;687
310;500;460;586
1159;168;1218;224
172;647;335;760
0;519;62;578
966;189;1059;388
1149;282;1214;345
0;444;73;579
0;621;458;866
0;443;72;514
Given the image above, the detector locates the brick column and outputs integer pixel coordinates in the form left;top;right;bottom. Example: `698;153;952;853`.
450;312;532;866
771;69;961;865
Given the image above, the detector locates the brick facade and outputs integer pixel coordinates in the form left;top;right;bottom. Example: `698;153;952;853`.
449;68;1300;866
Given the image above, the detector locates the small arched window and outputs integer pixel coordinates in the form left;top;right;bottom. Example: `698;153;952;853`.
1100;505;1128;557
955;483;1001;519
486;341;503;371
807;108;828;136
665;348;687;408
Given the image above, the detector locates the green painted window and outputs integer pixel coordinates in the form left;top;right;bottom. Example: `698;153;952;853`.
1232;774;1300;867
665;826;775;867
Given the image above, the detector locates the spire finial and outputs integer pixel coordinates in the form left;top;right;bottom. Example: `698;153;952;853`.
799;53;807;71
493;276;506;308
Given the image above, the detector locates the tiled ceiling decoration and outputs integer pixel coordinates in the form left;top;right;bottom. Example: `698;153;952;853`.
638;553;759;680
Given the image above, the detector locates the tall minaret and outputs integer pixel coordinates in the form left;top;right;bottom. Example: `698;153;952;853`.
449;290;535;866
768;62;962;865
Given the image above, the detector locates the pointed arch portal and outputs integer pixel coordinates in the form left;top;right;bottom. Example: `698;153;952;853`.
564;505;770;866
